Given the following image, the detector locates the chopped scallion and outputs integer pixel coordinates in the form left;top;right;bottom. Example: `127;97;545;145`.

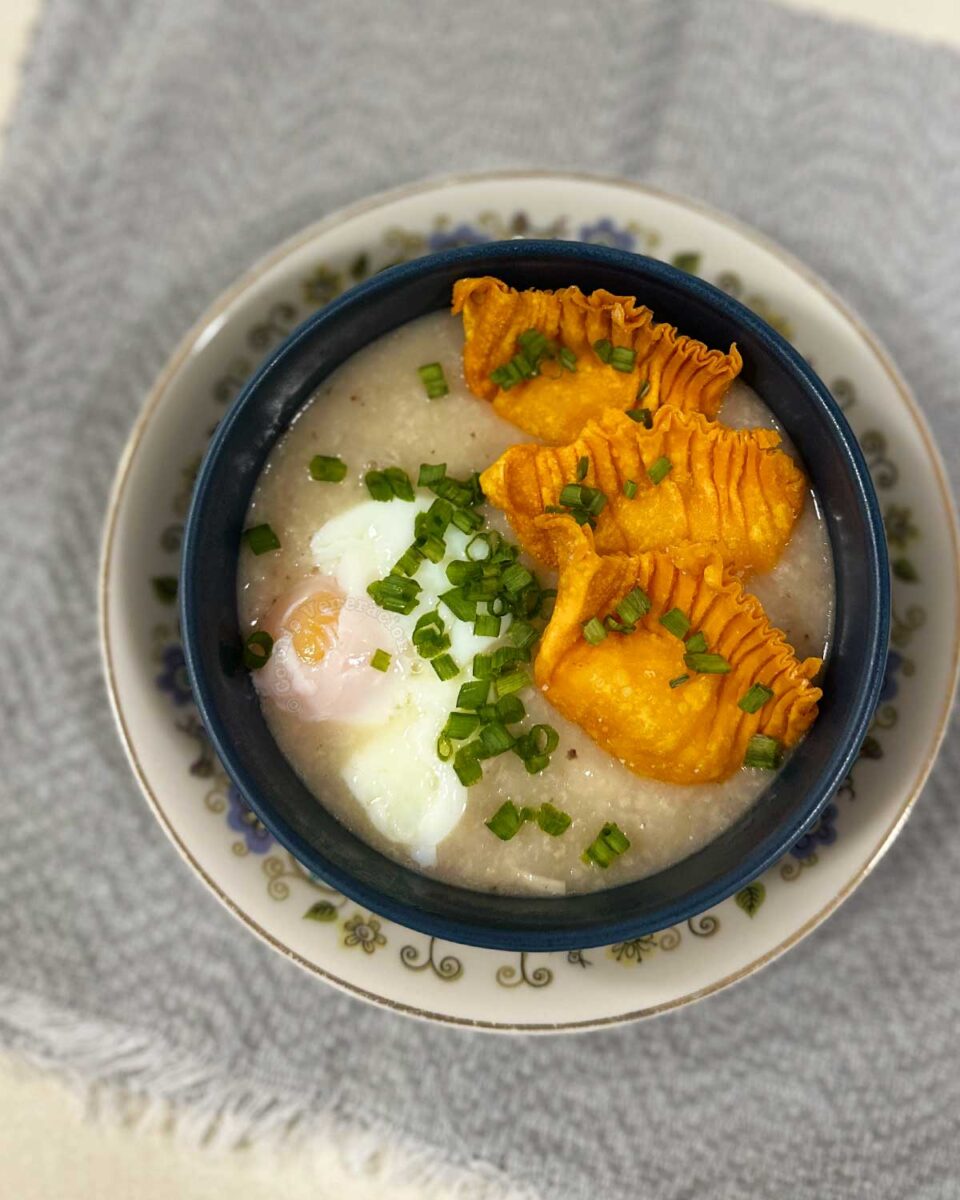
684;651;732;675
243;630;274;670
576;455;589;481
593;338;613;364
647;456;673;485
623;479;638;499
418;462;447;486
454;747;483;786
617;586;651;625
559;346;577;372
431;653;460;681
581;822;631;869
473;612;501;638
626;407;653;428
479;721;515;756
452;507;484;534
738;683;775;714
364;470;394;502
308;455;347;483
495;694;525;724
383;466;415;501
439;587;477;622
243;524;280;555
493;669;529;699
659;608;690;640
669;674;690;689
370;649;391;672
537;803;571;837
443;711;481;740
610;345;636;373
582;617;607;645
501;563;534;595
485;800;524;841
418;362;449;399
457;678;490;710
684;631;708;655
436;734;453;762
744;734;783;770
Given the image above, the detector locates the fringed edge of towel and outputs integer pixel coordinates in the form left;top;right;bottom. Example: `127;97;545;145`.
0;985;541;1200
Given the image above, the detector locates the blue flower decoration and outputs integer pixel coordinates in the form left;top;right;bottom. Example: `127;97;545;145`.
426;224;493;252
878;649;902;703
226;785;274;854
578;218;635;251
790;802;838;860
155;643;193;706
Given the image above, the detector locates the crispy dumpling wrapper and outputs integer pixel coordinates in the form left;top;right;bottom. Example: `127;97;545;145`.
452;276;742;444
481;407;807;574
534;519;822;784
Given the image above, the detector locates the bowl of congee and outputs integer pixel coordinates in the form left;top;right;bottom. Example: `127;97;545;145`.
180;240;889;951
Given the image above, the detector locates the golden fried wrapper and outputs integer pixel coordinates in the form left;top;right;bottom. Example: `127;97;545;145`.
481;407;807;574
452;276;742;443
534;520;822;784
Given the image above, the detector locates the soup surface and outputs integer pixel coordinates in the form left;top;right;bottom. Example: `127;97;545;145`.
237;311;834;895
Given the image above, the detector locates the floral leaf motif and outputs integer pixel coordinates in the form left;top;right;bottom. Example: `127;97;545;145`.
672;251;701;274
342;913;387;954
859;735;883;760
303;900;338;923
735;882;766;918
884;504;918;549
892;557;919;583
151;575;178;603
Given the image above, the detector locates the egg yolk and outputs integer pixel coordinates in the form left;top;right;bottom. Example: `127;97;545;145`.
285;591;342;664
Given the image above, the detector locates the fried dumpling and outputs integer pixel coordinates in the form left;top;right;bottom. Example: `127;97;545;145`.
452;276;742;444
534;519;822;784
480;407;807;574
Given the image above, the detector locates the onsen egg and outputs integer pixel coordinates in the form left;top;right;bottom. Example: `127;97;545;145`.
251;497;521;866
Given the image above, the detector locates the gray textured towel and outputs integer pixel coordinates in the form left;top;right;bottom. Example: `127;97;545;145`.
2;1;959;1196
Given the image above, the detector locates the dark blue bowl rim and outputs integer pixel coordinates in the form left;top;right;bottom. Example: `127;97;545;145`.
181;240;890;952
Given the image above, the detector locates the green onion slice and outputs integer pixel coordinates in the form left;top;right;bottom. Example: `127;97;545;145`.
493;669;529;699
479;722;515;756
581;821;631;869
744;734;783;770
626;407;653;428
364;470;394;502
659;608;690;639
495;694;525;724
418;462;446;486
243;524;281;555
647;456;673;485
684;651;732;675
582;617;607;645
739;682;775;713
473;612;501;638
383;467;415;501
617;586;651;625
454;747;483;786
485;800;525;841
623;479;638;499
559;347;577;372
684;631;708;655
308;455;347;483
593;338;613;364
431;653;460;681
576;455;589;481
418;362;449;399
444;711;481;740
243;630;274;670
457;678;490;710
436;734;453;762
370;649;391;672
610;345;636;373
637;379;651;401
537;803;571;837
669;674;690;689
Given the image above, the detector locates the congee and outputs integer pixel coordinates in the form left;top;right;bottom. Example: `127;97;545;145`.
236;278;833;896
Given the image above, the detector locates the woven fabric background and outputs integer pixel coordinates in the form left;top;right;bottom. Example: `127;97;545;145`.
1;1;958;1196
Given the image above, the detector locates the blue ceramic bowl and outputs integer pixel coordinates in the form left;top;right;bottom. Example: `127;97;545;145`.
181;240;889;951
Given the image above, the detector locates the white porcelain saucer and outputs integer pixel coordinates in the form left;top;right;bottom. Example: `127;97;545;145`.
99;172;960;1031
